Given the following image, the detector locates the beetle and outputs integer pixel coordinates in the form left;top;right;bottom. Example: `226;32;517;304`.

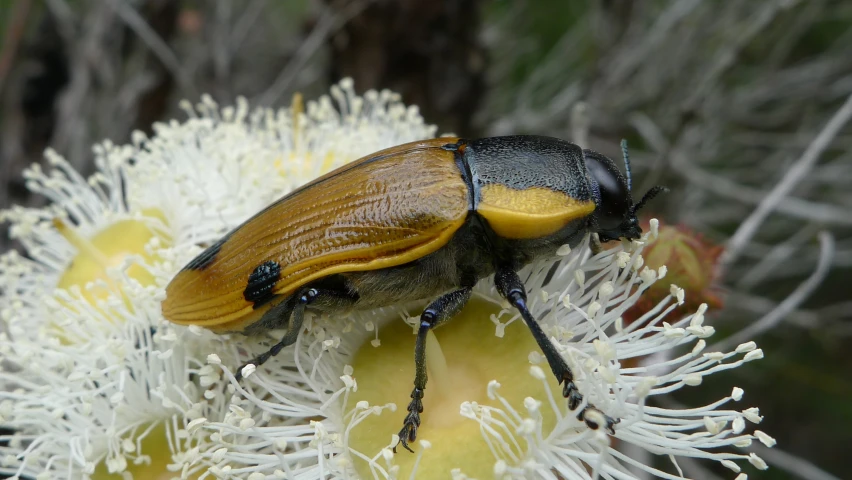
162;135;665;452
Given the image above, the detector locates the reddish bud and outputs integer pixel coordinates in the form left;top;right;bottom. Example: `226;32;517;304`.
623;221;724;325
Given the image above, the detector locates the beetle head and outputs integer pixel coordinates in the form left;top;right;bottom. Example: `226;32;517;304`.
584;141;666;243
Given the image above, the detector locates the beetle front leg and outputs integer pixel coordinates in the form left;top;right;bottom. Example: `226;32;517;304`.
235;287;354;381
494;266;618;434
395;286;472;453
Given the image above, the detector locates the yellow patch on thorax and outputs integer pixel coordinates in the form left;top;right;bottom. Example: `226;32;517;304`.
477;184;595;239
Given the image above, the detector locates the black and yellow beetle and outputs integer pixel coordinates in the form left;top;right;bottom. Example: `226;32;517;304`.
162;135;664;452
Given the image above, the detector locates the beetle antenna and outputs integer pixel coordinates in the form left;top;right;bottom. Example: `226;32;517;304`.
620;139;632;192
632;185;668;215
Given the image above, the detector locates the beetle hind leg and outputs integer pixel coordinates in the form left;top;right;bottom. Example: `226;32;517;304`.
395;286;473;453
235;286;356;381
494;266;619;434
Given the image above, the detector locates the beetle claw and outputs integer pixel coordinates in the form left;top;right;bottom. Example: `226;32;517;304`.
576;406;619;434
394;413;420;453
394;421;417;453
561;376;619;435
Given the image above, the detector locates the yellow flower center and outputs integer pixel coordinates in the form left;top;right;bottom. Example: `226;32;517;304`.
92;423;199;480
55;209;166;305
349;298;560;478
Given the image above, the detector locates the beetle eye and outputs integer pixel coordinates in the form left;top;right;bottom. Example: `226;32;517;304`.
583;150;631;230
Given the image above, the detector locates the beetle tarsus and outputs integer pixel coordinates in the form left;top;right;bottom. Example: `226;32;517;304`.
495;265;619;435
395;387;424;453
560;376;617;433
561;378;584;410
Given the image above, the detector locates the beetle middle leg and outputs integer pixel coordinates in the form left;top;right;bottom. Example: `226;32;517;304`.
494;266;618;434
395;286;473;453
235;286;355;381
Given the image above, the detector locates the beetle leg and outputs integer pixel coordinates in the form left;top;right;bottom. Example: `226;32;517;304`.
395;286;473;453
494;266;619;435
235;287;352;381
590;233;604;255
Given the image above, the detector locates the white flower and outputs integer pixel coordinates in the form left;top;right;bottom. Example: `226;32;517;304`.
0;80;771;480
0;80;435;479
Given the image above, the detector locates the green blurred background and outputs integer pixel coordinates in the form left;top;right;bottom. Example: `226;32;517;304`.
1;1;850;479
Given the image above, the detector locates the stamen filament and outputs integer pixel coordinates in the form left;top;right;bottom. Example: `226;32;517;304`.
52;218;110;268
292;91;303;150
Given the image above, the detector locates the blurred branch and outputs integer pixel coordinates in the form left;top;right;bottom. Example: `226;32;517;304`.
735;223;819;290
675;456;724;480
719;92;852;275
728;293;852;330
669;144;852;226
711;231;835;352
0;0;32;95
52;1;113;168
256;0;371;106
230;0;267;56
602;0;702;89
753;445;843;480
570;102;590;147
43;0;76;44
726;292;820;329
106;0;195;95
818;300;852;323
684;0;795;112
